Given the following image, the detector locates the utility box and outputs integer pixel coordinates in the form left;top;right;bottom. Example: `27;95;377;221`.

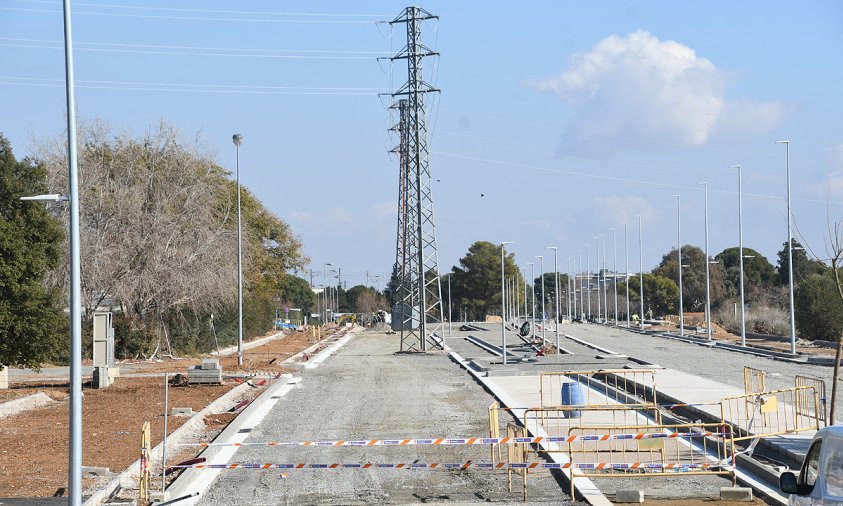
92;312;114;368
391;304;418;331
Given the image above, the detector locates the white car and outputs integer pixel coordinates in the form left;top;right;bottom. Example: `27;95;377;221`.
780;425;843;505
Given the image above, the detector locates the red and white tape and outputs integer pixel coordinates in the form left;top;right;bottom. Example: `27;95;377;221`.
170;461;728;471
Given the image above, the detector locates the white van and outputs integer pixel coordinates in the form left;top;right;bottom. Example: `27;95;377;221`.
780;425;843;505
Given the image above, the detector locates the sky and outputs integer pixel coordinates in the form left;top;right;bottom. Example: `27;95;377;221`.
2;0;843;289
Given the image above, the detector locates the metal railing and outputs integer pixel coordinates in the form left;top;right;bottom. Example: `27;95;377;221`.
539;369;658;408
743;366;766;394
721;386;820;442
506;422;528;501
795;375;828;426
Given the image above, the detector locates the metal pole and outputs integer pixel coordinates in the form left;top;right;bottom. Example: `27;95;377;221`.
585;245;591;319
611;228;618;325
501;242;513;363
638;215;644;329
625;223;630;328
594;237;601;322
523;267;528;325
548;247;560;354
61;1;83;502
162;372;169;493
673;195;684;336
233;135;244;366
515;272;520;325
536;255;546;346
777;140;797;354
700;182;712;340
601;234;608;322
529;262;536;338
447;273;452;337
733;164;747;347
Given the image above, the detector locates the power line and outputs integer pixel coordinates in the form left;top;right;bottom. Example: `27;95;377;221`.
14;0;390;18
0;42;381;60
0;5;382;24
0;37;390;55
433;151;843;206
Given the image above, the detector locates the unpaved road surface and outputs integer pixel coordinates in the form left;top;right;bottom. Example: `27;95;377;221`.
199;330;576;505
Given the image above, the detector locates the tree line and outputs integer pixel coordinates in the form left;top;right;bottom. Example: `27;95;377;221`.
430;240;841;342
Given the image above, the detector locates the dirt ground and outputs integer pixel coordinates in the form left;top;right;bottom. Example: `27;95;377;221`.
0;327;336;498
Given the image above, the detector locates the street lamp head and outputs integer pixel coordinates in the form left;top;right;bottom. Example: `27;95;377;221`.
20;193;70;202
774;140;790;144
232;134;243;146
672;194;680;198
500;241;514;246
546;246;557;251
729;164;741;169
697;181;707;186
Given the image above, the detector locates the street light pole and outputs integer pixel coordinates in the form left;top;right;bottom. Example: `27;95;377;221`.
637;215;644;329
522;267;528;325
601;233;608;322
673;195;684;336
570;256;577;321
501;242;513;364
323;262;332;324
625;223;630;328
594;237;601;323
528;262;536;339
577;250;583;320
547;246;560;354
732;164;747;347
699;181;712;340
585;245;591;319
232;134;244;366
536;255;546;346
776;140;797;355
58;1;82;501
447;273;452;337
611;228;618;325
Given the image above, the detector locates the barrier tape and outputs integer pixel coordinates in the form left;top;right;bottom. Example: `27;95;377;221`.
175;431;729;448
170;461;727;471
495;402;722;411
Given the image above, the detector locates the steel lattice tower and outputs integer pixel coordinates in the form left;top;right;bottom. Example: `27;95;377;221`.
391;99;410;305
388;6;443;352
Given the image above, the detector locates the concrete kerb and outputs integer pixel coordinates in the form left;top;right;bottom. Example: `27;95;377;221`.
303;327;360;370
83;381;255;506
211;330;288;357
164;375;302;505
0;392;54;419
444;347;613;506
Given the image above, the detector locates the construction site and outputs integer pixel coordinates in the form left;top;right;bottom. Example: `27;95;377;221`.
2;2;843;506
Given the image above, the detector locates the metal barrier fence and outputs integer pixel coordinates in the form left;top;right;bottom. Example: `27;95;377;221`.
488;401;502;463
506;422;528;501
721;386;820;442
562;423;736;498
743;366;766;394
795;375;828;427
539;369;658;408
523;405;663;443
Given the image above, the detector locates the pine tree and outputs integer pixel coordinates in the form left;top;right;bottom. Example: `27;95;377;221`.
0;134;66;369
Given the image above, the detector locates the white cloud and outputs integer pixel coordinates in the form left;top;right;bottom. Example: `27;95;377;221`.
530;30;785;152
593;195;660;225
809;143;843;196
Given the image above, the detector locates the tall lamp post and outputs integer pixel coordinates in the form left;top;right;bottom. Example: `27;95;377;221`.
601;234;608;322
547;246;560;354
570;256;577;321
447;272;452;336
594;237;602;322
323;262;332;324
500;242;513;364
536;255;546;346
624;223;630;327
527;262;536;338
637;215;644;329
673;195;684;336
609;229;617;325
577;250;583;320
776;140;797;355
731;164;747;347
585;244;591;319
699;181;712;340
232;134;244;365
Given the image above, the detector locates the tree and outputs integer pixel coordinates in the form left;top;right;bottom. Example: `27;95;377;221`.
793;273;843;341
0;134;66;369
653;245;727;311
715;247;776;302
776;239;826;285
620;273;679;317
449;241;524;321
276;274;316;316
533;272;570;318
37;121;306;357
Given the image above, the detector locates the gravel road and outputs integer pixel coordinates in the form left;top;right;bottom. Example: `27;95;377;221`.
566;324;841;423
199;330;577;505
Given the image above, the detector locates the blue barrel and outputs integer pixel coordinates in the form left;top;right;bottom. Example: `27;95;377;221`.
561;382;586;418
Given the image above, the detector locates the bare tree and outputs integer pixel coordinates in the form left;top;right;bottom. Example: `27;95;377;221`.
824;211;843;423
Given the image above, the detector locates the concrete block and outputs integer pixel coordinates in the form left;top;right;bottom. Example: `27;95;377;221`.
81;465;109;477
720;487;753;501
0;366;8;389
171;407;193;416
201;358;220;370
615;489;644;503
149;491;170;503
93;366;113;388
